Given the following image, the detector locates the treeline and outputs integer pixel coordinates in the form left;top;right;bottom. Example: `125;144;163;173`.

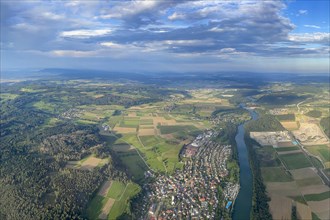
244;135;272;220
245;114;284;132
320;116;330;138
244;120;272;220
276;114;295;121
306;110;322;118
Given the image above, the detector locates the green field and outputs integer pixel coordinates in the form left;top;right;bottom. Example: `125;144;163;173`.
319;149;330;162
306;110;322;118
320;117;330;138
107;183;141;220
118;134;182;174
87;181;140;220
304;191;330;201
279;153;312;170
107;181;126;199
309;156;324;169
119;118;140;128
116;151;148;181
158;125;199;135
139;135;162;147
256;146;281;167
261;167;293;182
108;116;121;128
305;145;330;164
139;119;153;125
275;146;300;152
33;101;56;112
276;114;295;121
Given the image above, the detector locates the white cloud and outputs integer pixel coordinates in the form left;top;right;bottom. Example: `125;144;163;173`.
41;12;65;20
12;23;40;32
168;12;186;20
288;32;329;43
60;29;112;38
51;50;97;57
304;25;321;29
298;9;308;15
100;0;163;19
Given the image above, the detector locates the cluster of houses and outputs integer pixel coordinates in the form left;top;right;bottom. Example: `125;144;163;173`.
60;108;83;119
162;95;184;112
144;130;239;219
269;108;288;115
101;123;110;131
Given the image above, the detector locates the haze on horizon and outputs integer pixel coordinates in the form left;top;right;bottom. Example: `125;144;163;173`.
1;0;329;74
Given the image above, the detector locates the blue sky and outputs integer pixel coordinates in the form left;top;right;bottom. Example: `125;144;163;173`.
1;0;329;74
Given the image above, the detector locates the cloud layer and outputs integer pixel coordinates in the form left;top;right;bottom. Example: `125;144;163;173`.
1;0;329;73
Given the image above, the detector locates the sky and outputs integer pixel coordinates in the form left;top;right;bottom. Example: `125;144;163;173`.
1;0;329;74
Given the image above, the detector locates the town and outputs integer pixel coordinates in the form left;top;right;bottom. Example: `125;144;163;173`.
142;130;239;220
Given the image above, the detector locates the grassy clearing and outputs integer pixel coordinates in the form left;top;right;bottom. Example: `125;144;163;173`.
44;117;60;127
0;93;18;101
279;153;312;170
304;191;330;201
261;167;293;182
20;88;46;93
76;119;98;125
33;101;56;112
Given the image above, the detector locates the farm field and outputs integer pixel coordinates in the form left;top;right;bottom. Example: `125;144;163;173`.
280;121;299;130
268;194;292;220
305;145;330;168
98;92;220;176
261;167;293;182
87;180;140;220
279;152;312;170
66;155;109;170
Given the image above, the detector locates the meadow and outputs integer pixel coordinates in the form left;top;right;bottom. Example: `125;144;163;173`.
279;153;312;170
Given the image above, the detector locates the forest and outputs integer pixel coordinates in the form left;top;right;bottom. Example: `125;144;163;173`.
0;80;179;219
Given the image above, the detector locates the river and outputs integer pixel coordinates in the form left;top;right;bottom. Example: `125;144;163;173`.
232;105;259;220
